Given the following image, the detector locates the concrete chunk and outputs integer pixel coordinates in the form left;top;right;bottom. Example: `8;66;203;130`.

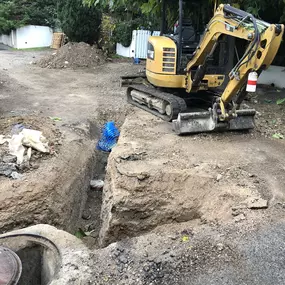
246;198;268;209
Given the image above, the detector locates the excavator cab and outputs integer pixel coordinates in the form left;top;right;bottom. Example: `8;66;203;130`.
146;0;226;90
173;18;201;68
178;20;200;55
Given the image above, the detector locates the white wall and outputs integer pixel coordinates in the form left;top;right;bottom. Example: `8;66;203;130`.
0;25;53;49
16;25;53;49
116;30;136;58
135;30;152;59
258;66;285;89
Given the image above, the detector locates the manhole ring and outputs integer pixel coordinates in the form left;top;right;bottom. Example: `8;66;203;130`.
0;246;22;285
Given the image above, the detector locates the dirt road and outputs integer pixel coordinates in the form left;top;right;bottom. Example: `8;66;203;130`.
0;49;138;123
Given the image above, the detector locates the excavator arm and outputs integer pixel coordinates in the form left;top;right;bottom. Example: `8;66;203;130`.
186;4;284;121
173;4;284;134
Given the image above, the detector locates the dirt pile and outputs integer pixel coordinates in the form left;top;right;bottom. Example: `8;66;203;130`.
38;42;106;69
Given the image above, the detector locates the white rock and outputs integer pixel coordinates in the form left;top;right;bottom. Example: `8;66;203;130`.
11;172;24;180
216;243;224;251
90;179;104;190
216;174;223;181
234;213;246;222
246;197;268;209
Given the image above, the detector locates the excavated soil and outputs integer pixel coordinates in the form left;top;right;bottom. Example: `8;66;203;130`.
99;109;285;246
37;42;106;69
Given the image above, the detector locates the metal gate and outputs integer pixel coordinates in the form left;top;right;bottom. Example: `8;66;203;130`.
116;30;160;59
134;30;152;59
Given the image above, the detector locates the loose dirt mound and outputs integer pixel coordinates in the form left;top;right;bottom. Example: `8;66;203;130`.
38;42;106;69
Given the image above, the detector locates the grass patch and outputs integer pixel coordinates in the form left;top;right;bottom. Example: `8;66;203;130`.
110;54;126;59
12;47;51;52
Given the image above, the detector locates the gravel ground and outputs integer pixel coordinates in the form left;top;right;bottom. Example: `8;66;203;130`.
0;49;140;124
89;214;285;285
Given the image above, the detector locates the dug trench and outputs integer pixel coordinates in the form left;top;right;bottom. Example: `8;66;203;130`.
0;108;122;240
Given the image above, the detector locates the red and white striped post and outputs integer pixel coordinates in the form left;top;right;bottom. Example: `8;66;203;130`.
246;71;258;92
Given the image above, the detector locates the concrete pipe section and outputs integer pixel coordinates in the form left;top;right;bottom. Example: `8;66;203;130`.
0;234;61;285
0;225;92;285
0;247;22;285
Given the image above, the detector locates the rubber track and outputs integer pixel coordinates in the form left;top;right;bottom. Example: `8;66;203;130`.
127;84;187;122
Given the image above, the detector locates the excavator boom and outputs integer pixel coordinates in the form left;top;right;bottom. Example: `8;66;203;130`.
173;4;284;134
186;4;284;105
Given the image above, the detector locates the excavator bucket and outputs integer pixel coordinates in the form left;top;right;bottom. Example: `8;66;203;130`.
172;109;256;135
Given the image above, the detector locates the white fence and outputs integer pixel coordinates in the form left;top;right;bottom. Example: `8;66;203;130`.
0;25;53;49
116;30;160;59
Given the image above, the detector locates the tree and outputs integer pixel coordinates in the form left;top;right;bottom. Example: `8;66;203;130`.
212;0;285;23
82;0;160;47
0;0;57;35
85;0;285;26
24;0;58;28
58;0;102;44
0;1;20;34
83;0;214;46
84;0;284;62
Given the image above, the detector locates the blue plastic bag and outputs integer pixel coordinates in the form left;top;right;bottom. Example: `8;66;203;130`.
97;122;120;152
11;124;25;135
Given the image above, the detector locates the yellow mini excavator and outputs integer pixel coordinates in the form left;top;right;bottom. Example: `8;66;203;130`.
122;1;284;134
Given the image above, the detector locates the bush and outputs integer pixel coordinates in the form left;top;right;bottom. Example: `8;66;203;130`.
0;0;57;35
58;0;102;44
113;18;149;47
98;14;116;54
113;21;135;47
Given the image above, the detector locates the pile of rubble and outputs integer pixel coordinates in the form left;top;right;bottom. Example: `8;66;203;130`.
37;42;106;69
